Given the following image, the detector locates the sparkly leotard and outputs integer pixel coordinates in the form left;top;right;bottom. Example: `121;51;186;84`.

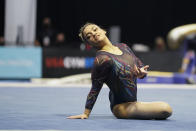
85;43;145;110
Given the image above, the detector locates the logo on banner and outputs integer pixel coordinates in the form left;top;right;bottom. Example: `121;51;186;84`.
45;56;94;69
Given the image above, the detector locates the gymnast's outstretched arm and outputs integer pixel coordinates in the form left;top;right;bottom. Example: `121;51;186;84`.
67;55;112;119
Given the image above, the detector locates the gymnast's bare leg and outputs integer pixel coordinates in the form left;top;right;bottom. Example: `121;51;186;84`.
112;101;172;120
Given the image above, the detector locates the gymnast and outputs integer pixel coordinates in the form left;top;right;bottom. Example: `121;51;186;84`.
67;23;172;119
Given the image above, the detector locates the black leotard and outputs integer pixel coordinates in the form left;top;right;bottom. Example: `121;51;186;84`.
85;43;145;110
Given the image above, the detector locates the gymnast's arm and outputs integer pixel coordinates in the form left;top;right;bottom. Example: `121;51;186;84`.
67;55;112;119
66;80;103;119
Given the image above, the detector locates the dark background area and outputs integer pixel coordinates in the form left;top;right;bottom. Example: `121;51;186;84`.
0;0;5;36
1;0;196;48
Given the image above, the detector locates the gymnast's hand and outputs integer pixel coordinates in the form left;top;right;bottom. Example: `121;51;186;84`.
134;65;149;78
67;114;89;119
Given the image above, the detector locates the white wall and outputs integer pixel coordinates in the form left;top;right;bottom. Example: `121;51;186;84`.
4;0;37;45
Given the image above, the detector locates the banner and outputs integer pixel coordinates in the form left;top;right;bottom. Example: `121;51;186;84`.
43;47;183;78
0;47;42;79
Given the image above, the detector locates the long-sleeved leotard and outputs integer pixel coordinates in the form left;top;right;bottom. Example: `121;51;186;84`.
85;43;145;111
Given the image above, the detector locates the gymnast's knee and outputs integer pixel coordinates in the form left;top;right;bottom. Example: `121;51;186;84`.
157;102;172;119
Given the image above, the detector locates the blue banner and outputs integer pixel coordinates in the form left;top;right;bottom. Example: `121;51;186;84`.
0;47;42;79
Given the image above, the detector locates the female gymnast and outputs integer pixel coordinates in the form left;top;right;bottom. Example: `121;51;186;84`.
67;23;172;120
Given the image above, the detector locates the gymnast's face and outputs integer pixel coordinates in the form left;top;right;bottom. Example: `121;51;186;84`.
83;24;106;48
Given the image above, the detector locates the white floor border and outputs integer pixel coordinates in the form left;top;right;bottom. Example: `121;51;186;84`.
0;82;195;89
